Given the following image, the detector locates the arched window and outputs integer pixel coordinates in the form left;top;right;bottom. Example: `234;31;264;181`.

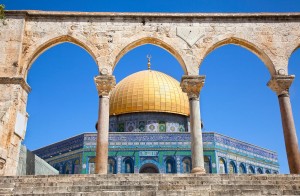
182;157;191;173
257;168;263;174
204;156;211;173
88;157;95;174
248;166;255;174
64;162;71;174
238;163;246;174
265;169;271;174
108;158;117;174
124;157;134;173
165;157;176;173
73;159;80;174
54;164;61;174
273;170;279;174
228;161;237;174
219;158;226;174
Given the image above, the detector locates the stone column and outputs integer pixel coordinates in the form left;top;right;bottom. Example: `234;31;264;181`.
181;75;206;174
268;75;300;174
94;75;116;174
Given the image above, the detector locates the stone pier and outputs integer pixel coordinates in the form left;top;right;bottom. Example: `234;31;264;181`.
94;75;116;174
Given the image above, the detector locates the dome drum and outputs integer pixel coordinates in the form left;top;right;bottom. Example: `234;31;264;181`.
109;112;190;133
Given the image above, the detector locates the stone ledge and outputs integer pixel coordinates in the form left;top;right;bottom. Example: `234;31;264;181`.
0;77;31;93
5;10;300;21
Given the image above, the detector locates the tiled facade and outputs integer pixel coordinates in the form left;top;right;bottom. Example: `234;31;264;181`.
33;131;279;175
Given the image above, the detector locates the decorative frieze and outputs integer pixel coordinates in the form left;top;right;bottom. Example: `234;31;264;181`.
180;75;205;99
94;75;116;97
267;75;295;96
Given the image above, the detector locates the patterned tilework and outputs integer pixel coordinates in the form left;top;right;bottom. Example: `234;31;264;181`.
211;133;278;162
81;132;278;165
109;113;188;133
33;134;84;159
35;131;279;174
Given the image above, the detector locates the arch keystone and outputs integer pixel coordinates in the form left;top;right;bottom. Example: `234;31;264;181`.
177;27;204;47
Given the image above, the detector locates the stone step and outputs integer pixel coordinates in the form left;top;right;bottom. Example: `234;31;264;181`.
8;184;300;194
7;174;300;179
8;179;300;188
5;190;300;196
0;188;13;194
1;174;300;196
6;176;300;184
2;189;300;196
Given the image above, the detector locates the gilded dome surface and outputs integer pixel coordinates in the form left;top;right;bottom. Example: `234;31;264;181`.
109;70;189;116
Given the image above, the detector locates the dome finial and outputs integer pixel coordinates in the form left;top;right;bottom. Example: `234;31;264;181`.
147;54;152;70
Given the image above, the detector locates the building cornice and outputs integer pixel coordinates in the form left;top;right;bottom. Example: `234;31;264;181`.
5;10;300;21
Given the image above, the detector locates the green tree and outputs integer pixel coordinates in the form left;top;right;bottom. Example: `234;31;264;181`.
0;4;5;20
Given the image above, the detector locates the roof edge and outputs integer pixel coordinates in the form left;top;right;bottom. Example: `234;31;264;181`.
5;10;300;19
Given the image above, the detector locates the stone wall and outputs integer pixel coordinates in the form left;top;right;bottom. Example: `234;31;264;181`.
17;145;58;175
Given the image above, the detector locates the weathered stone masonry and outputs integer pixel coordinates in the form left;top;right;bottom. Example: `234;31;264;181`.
1;10;300;175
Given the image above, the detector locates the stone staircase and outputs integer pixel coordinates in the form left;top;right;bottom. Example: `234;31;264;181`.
0;174;300;196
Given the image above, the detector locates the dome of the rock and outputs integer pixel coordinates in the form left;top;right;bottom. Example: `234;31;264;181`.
109;70;189;116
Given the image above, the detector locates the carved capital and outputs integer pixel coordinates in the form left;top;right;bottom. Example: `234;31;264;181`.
0;77;31;93
180;75;205;99
94;75;116;97
267;75;295;96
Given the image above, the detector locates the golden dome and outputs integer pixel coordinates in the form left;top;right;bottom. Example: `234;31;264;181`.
109;70;190;116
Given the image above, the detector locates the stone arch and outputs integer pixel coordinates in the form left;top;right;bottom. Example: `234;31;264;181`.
108;157;117;174
248;165;255;174
63;161;72;174
218;157;227;174
199;37;276;75
257;167;264;174
204;156;212;174
164;156;176;173
113;37;188;74
73;159;81;174
139;163;159;174
287;43;300;73
123;157;134;173
238;163;247;174
182;156;192;173
288;41;300;59
228;161;237;174
23;35;99;77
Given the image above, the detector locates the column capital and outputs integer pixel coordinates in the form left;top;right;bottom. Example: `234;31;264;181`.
267;75;295;96
180;75;206;99
94;75;116;97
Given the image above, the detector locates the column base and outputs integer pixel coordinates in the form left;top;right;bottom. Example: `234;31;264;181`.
191;167;206;174
95;171;107;175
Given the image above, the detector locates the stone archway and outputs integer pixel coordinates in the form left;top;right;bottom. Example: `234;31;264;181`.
199;37;276;75
1;10;300;175
139;163;159;174
112;37;188;74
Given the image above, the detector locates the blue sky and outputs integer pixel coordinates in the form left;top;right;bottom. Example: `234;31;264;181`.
3;0;300;174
